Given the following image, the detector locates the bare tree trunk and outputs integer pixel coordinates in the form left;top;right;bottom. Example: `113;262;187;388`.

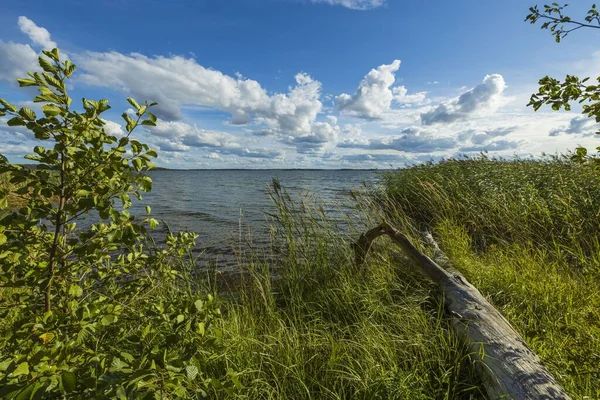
354;223;570;400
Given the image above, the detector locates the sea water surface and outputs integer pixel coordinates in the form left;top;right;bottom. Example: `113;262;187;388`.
126;169;381;268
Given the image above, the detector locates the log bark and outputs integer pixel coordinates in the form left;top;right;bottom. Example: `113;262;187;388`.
354;223;570;400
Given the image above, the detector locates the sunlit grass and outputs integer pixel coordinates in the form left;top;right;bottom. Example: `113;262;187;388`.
2;154;598;398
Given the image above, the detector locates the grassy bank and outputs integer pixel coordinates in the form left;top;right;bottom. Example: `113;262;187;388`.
2;156;598;398
381;155;600;396
209;155;599;398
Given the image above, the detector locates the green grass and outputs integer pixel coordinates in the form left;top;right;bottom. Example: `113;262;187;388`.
379;155;600;398
207;155;599;398
207;188;485;399
2;155;598;398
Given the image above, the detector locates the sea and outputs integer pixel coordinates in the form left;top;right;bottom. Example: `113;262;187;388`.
125;169;383;269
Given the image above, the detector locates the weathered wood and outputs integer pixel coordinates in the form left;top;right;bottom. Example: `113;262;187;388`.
354;223;570;400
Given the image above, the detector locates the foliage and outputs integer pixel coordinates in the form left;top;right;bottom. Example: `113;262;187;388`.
526;3;600;155
382;157;600;398
0;50;232;398
215;185;485;399
383;154;600;258
526;3;599;42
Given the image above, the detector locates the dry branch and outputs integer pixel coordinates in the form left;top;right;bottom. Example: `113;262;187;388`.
354;223;570;400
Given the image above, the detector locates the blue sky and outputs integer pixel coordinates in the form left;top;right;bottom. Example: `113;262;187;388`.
1;0;599;168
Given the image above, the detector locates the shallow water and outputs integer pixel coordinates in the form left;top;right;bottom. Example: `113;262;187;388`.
95;169;381;268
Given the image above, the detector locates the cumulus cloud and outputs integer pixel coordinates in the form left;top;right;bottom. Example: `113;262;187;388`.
155;139;190;152
74;52;334;150
457;126;517;145
0;41;38;82
150;120;282;159
102;120;125;137
549;116;597;136
392;85;428;106
18;16;57;49
339;126;457;153
421;74;507;125
341;153;408;164
75;52;323;135
310;0;386;10
336;60;427;120
289;118;340;153
336;60;396;119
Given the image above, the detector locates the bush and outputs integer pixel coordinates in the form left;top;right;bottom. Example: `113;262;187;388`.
0;49;234;398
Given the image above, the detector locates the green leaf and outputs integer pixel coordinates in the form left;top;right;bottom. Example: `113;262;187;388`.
148;218;158;230
116;386;127;400
15;383;40;400
69;284;83;297
17;78;37;87
6;117;24;126
61;371;76;393
186;365;198;380
145;205;151;214
42;104;62;117
127;97;140;110
0;98;17;112
38;56;56;73
18;107;36;121
11;362;29;377
101;314;118;326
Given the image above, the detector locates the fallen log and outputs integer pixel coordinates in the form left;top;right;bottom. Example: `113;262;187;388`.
353;223;570;400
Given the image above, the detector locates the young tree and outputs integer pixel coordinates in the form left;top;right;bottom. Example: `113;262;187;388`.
526;3;600;157
0;50;231;398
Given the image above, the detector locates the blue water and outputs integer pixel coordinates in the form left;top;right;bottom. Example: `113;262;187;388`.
125;169;381;268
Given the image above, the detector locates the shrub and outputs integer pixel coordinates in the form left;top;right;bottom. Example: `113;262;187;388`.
0;49;233;398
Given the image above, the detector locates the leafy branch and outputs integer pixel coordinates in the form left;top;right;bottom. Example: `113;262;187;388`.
526;3;600;42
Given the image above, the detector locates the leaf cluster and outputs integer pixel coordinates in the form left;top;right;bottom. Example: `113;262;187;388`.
526;3;599;42
0;50;236;398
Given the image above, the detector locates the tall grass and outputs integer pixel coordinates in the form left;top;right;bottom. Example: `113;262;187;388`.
207;184;485;399
207;155;599;398
3;155;597;398
381;155;600;398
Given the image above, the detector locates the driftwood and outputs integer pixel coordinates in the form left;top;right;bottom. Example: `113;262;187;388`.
354;223;570;400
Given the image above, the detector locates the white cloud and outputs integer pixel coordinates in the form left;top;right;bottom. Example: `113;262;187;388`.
0;41;38;82
392;85;428;106
339;126;458;153
421;74;507;125
102;120;125;137
310;0;386;10
459;139;521;153
290;119;340;153
335;60;428;120
336;60;396;119
17;16;57;49
549;116;597;136
150;120;282;159
75;52;327;147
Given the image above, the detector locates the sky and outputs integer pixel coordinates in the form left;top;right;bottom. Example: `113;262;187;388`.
0;0;599;169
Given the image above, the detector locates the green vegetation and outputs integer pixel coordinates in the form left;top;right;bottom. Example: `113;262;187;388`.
383;155;600;398
527;3;600;157
1;3;599;396
0;50;234;398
